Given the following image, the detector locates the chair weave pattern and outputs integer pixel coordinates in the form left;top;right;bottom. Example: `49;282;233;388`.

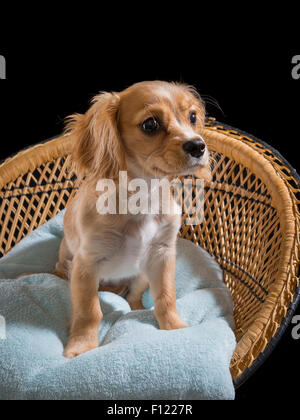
1;119;299;384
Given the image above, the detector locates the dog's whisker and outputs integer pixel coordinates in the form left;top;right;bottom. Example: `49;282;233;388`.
201;94;224;115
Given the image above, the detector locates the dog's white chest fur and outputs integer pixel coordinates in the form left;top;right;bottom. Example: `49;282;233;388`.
99;216;160;283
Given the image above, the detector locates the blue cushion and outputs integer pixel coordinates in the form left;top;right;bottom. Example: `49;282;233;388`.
0;211;236;400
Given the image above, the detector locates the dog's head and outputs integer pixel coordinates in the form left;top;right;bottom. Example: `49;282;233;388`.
67;81;211;181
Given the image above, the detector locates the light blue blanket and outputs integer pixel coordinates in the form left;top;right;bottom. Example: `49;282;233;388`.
0;211;236;400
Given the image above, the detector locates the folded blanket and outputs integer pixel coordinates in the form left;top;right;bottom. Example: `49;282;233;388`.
0;211;236;400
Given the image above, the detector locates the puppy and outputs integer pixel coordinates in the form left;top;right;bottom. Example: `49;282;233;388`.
56;81;210;359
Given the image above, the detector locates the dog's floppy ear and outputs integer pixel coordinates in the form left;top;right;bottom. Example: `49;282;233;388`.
66;92;126;180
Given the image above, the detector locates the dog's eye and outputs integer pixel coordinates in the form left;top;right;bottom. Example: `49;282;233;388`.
189;112;197;125
141;117;160;134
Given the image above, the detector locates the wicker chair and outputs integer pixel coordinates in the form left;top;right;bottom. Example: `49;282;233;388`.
0;118;299;387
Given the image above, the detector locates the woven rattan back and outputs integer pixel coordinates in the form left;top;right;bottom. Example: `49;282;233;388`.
0;120;299;384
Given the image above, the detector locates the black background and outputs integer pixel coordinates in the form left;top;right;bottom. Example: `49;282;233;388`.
0;19;299;401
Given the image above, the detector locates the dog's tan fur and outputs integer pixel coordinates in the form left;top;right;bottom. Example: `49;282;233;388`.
56;81;210;359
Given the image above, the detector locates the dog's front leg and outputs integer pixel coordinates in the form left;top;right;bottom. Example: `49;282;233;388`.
64;253;102;359
147;251;187;330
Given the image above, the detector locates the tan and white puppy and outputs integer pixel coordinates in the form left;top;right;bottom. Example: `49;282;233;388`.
56;81;210;359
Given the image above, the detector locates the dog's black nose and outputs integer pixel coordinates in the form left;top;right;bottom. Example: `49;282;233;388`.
182;139;206;158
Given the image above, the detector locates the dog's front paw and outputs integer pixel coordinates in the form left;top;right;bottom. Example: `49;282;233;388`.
64;337;98;359
160;320;188;330
156;311;188;330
